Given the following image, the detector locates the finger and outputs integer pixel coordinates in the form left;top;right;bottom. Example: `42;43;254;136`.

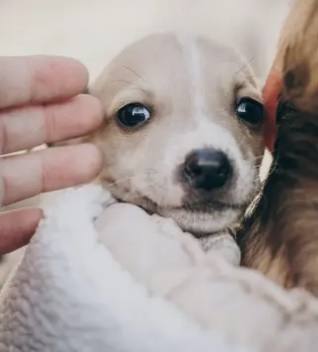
0;208;42;254
0;144;102;206
0;56;88;109
0;94;103;154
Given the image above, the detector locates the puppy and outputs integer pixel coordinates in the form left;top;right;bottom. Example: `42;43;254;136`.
239;0;318;295
62;33;265;264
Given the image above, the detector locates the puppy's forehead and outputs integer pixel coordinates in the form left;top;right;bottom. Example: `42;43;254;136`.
97;34;189;97
93;33;258;110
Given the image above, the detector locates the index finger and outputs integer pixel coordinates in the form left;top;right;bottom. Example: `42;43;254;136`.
0;56;89;109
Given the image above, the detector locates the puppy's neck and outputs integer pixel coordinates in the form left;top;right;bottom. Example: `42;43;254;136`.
239;106;318;295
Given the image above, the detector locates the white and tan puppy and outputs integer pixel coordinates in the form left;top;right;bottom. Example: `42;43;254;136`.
65;33;265;263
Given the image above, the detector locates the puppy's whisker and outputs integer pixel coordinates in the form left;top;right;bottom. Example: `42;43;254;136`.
253;154;266;161
110;80;149;95
111;79;135;86
122;65;146;82
106;174;146;188
235;54;257;75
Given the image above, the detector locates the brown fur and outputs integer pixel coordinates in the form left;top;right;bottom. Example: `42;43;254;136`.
239;101;318;294
239;0;318;296
275;0;318;114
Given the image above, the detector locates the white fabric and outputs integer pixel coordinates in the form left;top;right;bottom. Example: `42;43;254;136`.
0;185;317;352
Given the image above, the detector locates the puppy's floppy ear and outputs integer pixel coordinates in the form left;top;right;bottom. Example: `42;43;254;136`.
263;0;318;150
47;86;96;148
274;0;318;114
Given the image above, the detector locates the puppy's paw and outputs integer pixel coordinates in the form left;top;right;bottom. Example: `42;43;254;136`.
200;232;241;266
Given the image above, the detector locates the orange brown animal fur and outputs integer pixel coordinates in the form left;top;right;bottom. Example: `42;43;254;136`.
239;0;318;296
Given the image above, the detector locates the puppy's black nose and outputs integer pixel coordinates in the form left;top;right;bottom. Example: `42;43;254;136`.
183;149;232;191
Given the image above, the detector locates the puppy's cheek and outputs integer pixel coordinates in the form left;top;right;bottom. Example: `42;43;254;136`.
141;150;185;207
141;172;185;208
232;156;258;203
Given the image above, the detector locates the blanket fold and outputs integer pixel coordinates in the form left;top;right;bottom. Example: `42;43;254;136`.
0;185;317;352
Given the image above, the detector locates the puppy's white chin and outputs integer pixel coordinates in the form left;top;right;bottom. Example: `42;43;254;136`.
158;207;240;234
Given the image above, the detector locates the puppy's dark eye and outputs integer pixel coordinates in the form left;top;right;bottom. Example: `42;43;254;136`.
117;103;151;128
236;98;264;125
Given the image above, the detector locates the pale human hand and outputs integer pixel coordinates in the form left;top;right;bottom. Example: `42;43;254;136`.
0;56;103;254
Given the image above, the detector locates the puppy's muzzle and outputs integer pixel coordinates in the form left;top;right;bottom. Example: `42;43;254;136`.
182;148;232;192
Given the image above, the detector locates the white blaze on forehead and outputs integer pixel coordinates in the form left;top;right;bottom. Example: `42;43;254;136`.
176;35;206;117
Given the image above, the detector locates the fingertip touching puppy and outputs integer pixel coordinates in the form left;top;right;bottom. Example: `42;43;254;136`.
58;33;265;265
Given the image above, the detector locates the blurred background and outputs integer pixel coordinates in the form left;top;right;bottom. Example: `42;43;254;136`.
0;0;289;282
1;0;289;81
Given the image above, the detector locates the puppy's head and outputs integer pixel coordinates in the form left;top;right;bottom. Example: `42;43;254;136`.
89;33;264;234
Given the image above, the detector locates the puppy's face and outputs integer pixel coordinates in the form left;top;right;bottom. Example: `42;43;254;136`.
90;34;265;234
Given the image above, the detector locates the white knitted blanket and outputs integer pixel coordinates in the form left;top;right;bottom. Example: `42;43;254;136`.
0;185;317;352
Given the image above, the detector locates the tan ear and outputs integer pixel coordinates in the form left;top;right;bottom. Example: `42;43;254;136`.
273;0;318;113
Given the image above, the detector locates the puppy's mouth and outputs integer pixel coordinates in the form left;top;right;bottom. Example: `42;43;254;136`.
179;199;246;213
110;186;254;234
138;191;247;216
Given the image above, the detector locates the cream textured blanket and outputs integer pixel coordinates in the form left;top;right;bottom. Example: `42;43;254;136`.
0;185;317;352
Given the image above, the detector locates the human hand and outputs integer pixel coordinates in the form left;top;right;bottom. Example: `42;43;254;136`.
0;56;103;254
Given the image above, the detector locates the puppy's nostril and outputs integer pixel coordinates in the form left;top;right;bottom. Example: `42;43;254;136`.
183;149;232;191
185;159;202;177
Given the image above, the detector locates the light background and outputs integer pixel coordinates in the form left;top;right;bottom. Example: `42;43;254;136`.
0;0;289;280
1;0;289;80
